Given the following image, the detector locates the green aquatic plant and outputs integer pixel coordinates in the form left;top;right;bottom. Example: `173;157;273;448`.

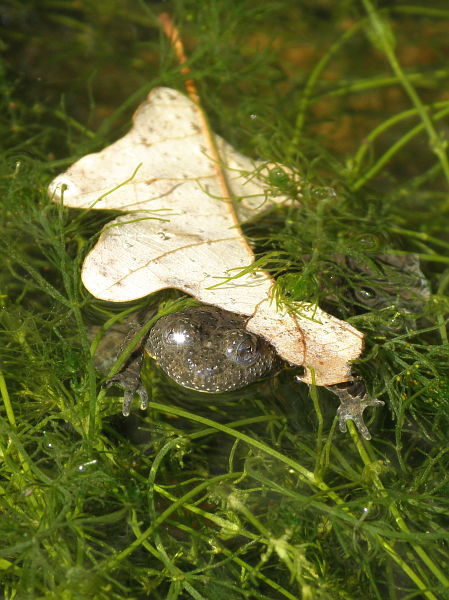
1;1;449;599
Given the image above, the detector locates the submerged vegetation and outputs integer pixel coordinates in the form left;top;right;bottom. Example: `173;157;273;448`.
1;1;449;598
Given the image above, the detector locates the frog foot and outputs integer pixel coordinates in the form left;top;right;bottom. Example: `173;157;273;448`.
325;379;384;440
105;370;149;417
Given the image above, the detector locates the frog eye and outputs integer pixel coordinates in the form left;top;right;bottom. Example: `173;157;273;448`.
225;332;259;366
163;318;197;347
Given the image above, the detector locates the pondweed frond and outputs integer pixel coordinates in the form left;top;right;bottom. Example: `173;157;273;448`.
1;2;449;599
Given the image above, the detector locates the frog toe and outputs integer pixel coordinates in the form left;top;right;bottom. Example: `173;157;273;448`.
104;374;148;417
121;384;149;417
326;380;384;440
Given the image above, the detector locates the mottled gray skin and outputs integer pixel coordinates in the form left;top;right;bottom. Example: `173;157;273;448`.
147;306;281;392
106;305;281;416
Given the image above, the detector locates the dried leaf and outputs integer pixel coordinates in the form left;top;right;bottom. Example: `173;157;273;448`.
49;87;363;386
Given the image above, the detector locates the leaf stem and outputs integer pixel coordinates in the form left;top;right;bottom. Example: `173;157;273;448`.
158;13;233;204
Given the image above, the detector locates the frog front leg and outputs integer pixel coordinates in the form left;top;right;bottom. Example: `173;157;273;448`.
104;324;150;416
325;379;384;440
106;353;149;416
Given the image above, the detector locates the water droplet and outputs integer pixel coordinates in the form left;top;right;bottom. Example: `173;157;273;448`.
312;186;337;200
78;459;98;472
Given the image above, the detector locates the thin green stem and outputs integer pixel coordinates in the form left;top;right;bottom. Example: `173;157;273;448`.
0;372;16;428
348;421;449;594
308;372;324;478
287;19;366;160
436;271;449;348
172;520;299;600
351;101;449;181
388;227;449;253
149;402;325;490
363;0;449;187
53;204;98;441
129;511;207;600
148;403;444;595
392;252;449;265
381;539;439;600
105;471;239;569
326;69;449;100
351;105;449;191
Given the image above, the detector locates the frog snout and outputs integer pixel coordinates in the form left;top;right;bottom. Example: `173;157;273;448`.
184;354;220;378
192;366;218;381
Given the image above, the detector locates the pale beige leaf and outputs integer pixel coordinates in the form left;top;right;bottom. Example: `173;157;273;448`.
48;87;279;218
48;86;364;386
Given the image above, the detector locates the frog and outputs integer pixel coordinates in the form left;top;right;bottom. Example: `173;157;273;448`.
105;305;283;416
103;304;381;438
102;253;429;439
